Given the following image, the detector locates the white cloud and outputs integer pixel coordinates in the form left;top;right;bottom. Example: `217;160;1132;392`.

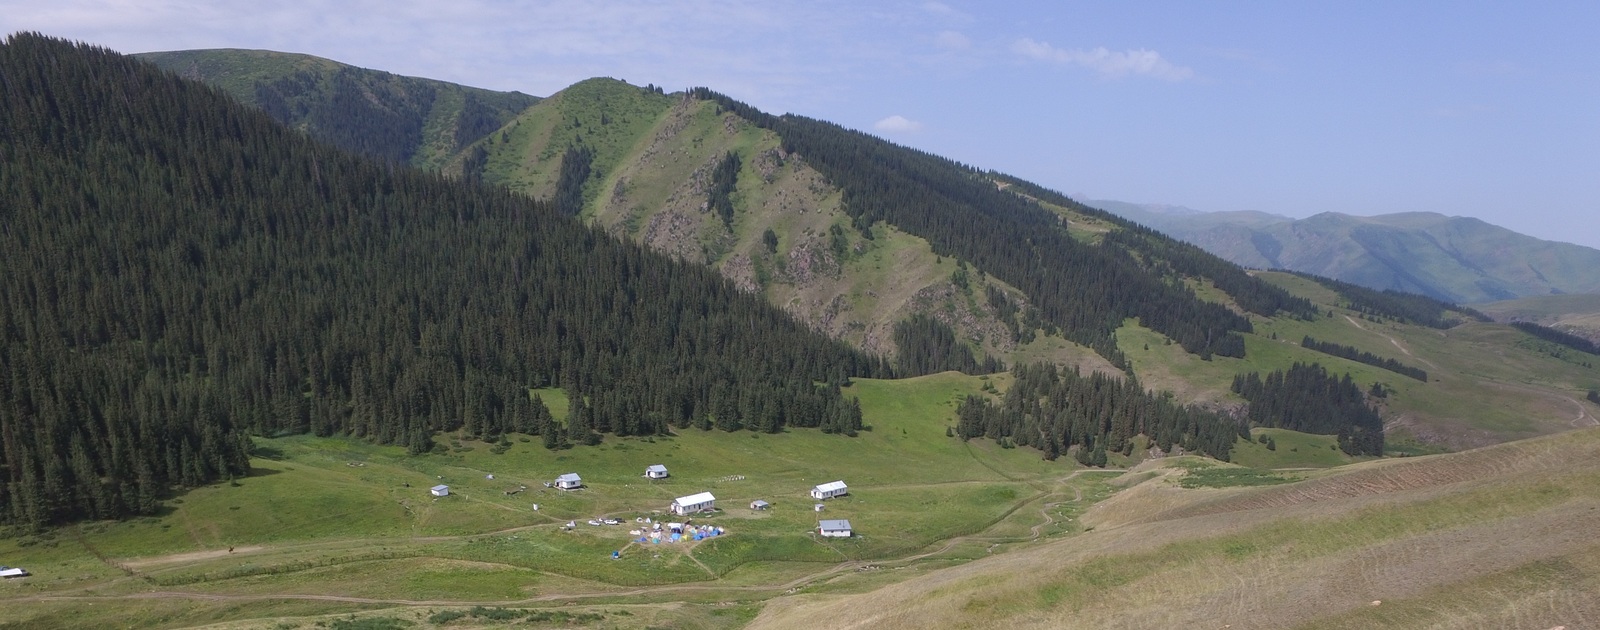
874;115;924;133
1012;37;1193;81
935;30;970;51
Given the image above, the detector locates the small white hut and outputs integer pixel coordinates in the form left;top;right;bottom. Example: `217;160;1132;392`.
670;491;716;515
430;484;450;497
818;519;853;537
645;464;669;479
810;480;848;500
750;499;770;510
554;473;583;490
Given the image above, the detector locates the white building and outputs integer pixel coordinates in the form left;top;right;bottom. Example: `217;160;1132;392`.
554;473;583;490
818;519;853;537
670;491;716;515
810;480;848;500
0;567;30;578
645;464;669;479
430;484;450;497
750;499;770;510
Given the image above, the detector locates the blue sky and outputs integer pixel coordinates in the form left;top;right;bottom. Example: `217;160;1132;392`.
7;1;1599;249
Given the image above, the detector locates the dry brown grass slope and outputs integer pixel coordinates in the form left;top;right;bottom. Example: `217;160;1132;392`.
748;427;1600;630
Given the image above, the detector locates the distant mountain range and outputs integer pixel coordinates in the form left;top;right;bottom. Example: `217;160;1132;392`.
1087;201;1600;304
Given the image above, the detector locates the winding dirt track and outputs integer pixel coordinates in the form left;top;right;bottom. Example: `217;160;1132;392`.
122;546;264;569
1343;315;1438;370
1479;380;1600;429
14;470;1118;609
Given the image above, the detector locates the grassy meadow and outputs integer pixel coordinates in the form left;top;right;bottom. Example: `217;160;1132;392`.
0;372;1112;628
2;346;1595;628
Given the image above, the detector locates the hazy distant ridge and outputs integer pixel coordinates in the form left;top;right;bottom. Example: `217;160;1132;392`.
1089;201;1600;303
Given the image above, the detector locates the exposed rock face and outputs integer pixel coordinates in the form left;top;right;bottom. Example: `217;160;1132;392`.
775;235;840;286
906;283;1020;355
721;254;760;294
641;207;708;262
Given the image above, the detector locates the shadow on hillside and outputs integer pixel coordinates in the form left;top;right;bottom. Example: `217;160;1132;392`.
250;444;287;461
244;466;283;478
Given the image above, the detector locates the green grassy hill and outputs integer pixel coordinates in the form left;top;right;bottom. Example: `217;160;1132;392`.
462;79;1094;364
1120;271;1600;450
749;425;1600;630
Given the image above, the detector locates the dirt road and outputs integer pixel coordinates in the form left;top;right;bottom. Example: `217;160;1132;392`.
1343;315;1438;370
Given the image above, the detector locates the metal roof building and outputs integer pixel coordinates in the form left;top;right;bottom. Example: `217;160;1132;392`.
818;519;853;537
671;491;716;515
810;480;848;500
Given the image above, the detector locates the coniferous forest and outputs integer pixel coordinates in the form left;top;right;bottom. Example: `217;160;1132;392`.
891;315;1004;376
0;34;886;529
247;63;537;166
1300;336;1428;382
1230;363;1384;456
1510;322;1600;357
955;363;1244;463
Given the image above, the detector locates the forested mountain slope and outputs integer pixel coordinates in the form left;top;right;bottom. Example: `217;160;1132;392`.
141;51;1319;372
137;48;538;170
457;78;1044;368
452;80;1319;370
1090;203;1600;304
142;47;1600;456
0;33;884;529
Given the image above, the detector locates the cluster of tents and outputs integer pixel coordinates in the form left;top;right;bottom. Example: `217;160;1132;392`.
628;521;725;545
